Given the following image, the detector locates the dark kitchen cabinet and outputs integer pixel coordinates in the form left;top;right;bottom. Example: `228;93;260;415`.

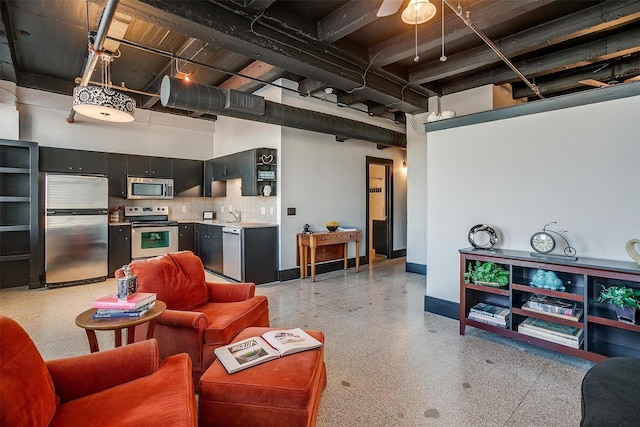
242;148;276;197
107;153;128;198
243;226;278;284
195;223;223;274
0;139;39;289
40;147;107;175
173;159;203;197
108;224;131;277
127;155;173;177
178;223;194;252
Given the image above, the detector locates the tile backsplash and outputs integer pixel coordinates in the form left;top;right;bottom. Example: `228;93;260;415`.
109;179;277;223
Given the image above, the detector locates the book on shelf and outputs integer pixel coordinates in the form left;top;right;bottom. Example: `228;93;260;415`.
214;328;323;374
470;303;510;319
92;292;156;310
518;323;583;349
468;312;508;328
521;302;583;321
518;317;583;342
524;294;579;315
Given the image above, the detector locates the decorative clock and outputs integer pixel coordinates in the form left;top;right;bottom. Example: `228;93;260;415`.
530;221;577;258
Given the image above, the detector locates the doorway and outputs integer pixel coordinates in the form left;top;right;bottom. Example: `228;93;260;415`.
366;157;393;263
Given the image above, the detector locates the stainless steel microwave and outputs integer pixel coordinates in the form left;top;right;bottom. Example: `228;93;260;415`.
127;177;174;199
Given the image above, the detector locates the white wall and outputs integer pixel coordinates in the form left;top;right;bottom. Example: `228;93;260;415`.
426;94;640;303
0;81;19;140
16;87;215;159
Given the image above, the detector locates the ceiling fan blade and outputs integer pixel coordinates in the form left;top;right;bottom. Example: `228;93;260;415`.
624;75;640;83
377;0;403;17
579;79;610;88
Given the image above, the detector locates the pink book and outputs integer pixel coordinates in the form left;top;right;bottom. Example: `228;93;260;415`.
92;292;156;309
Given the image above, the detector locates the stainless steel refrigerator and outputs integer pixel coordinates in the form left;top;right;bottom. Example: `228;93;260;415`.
44;174;108;286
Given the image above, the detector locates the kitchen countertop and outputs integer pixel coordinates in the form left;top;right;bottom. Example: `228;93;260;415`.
109;220;276;228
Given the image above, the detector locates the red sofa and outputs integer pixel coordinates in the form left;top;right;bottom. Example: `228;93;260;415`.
0;315;197;427
115;251;270;386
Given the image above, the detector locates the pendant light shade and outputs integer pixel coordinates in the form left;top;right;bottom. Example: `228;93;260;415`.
402;0;437;25
72;85;136;123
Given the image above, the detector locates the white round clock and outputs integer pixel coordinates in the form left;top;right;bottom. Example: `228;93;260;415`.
530;231;556;254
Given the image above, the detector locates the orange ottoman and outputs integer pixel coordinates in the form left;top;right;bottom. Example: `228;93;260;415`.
198;327;327;427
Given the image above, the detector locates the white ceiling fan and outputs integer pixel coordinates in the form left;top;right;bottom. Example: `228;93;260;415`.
579;62;640;88
376;0;404;17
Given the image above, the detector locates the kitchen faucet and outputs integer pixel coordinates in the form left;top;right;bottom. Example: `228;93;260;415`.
230;210;241;222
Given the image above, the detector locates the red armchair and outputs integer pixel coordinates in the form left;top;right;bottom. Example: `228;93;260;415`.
0;315;197;427
116;250;270;386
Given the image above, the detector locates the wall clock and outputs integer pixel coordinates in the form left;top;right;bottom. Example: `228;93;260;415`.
530;222;577;258
468;224;498;249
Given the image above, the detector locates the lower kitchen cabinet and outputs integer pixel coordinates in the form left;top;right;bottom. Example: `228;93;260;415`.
243;227;278;284
108;224;131;277
178;223;194;252
195;223;222;274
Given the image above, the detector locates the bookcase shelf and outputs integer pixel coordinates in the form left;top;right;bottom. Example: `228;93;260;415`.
460;248;640;362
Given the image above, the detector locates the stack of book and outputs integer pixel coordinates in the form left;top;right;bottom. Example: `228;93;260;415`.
521;294;583;321
518;317;583;349
468;302;510;328
91;292;157;319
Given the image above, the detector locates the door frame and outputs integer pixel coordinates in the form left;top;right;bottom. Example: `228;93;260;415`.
365;156;393;263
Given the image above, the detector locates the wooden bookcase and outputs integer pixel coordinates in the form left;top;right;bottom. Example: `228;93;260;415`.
459;248;640;362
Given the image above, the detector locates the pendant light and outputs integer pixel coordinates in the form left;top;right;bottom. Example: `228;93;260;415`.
72;52;136;123
401;0;437;25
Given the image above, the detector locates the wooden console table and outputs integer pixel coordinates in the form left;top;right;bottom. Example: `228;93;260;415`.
297;230;361;281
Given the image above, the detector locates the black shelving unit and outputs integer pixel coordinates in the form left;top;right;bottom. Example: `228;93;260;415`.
0;139;39;288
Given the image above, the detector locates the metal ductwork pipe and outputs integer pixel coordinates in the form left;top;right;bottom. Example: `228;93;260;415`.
160;76;406;148
67;0;120;123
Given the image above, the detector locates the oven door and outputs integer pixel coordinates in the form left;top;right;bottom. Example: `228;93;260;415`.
131;225;178;259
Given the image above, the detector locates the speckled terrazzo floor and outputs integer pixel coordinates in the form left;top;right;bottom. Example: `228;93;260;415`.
0;257;593;426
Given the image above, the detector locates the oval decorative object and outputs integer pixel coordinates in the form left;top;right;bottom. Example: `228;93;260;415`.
468;224;498;249
626;239;640;266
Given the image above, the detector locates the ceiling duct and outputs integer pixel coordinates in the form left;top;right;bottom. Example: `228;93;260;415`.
160;76;406;148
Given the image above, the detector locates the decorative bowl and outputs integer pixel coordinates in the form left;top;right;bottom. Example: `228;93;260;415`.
326;221;339;232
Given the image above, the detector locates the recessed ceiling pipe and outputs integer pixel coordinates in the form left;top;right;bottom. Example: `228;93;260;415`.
160;76;407;148
66;0;121;123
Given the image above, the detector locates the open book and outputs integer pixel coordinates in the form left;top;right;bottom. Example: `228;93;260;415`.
214;328;323;374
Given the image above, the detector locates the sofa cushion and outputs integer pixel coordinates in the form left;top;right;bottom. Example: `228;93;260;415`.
0;316;59;427
127;251;208;310
48;354;197;427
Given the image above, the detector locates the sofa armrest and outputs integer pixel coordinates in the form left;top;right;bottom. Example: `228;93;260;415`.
46;339;159;403
206;282;256;302
157;309;209;331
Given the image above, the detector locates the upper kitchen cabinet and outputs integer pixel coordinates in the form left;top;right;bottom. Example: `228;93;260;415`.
1;139;39;289
127;155;172;177
242;148;276;197
40;147;107;175
173;159;204;197
107;153;127;198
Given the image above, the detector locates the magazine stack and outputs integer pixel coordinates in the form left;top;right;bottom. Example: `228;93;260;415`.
91;292;157;319
521;294;583;321
468;303;510;328
518;317;583;349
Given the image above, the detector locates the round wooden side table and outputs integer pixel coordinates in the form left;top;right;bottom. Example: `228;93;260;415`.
75;300;166;352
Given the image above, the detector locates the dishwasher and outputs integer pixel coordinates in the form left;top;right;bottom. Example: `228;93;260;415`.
222;227;242;281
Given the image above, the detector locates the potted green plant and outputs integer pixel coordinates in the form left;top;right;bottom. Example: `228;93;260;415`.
463;261;509;288
596;285;640;324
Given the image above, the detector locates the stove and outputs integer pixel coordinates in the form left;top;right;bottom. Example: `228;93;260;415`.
125;206;179;259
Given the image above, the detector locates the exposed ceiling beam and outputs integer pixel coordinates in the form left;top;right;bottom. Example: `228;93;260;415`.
225;0;276;15
0;0;18;83
317;0;380;44
512;55;640;99
17;72;76;95
115;0;430;113
298;78;328;95
410;1;640;85
441;26;640;96
370;0;556;68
